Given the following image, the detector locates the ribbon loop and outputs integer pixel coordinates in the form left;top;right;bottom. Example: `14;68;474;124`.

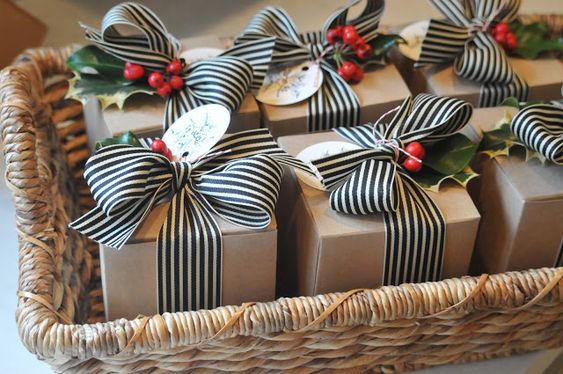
510;104;563;165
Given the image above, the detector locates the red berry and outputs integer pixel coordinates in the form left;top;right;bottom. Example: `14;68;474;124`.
403;157;422;172
166;60;183;75
505;32;517;50
494;32;507;45
351;66;364;82
326;28;340;44
349;37;366;51
123;63;144;81
148;72;165;88
337;61;358;82
164;148;173;161
405;142;426;159
494;22;509;35
150;139;168;155
169;75;184;90
156;82;172;97
342;25;359;46
356;43;373;60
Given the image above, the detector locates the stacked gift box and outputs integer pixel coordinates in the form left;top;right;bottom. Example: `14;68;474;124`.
67;0;563;321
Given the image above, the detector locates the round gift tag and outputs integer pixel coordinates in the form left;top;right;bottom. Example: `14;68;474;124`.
180;47;225;64
162;104;230;162
398;20;430;61
295;141;362;190
256;61;323;106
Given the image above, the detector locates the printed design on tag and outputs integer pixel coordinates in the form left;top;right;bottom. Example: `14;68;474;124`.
398;20;430;61
162;104;230;162
296;141;362;190
180;47;225;64
257;61;323;106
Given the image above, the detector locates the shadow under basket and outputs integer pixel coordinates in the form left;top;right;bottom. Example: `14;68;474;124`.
1;46;562;373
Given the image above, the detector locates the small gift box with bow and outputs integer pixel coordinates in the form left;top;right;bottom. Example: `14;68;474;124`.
391;0;563;108
67;3;261;150
71;105;313;319
276;95;481;296
466;104;563;273
231;0;410;138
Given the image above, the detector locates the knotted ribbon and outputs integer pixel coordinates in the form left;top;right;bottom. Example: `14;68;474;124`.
70;129;312;312
416;0;528;107
311;94;473;284
81;2;254;130
228;0;385;132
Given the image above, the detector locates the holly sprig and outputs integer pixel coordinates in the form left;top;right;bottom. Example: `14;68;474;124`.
325;24;403;83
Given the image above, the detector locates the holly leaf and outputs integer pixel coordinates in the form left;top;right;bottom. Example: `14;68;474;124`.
477;113;518;158
413;166;479;192
67;45;128;81
510;19;563;59
66;72;157;109
95;131;142;150
364;33;405;67
501;96;546;110
423;133;478;175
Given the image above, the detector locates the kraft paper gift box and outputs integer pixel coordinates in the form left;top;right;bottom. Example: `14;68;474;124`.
465;106;563;273
275;131;480;297
262;64;411;138
100;203;277;320
84;36;260;150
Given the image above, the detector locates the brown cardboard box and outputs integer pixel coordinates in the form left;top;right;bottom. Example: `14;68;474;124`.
100;202;277;320
0;0;47;67
262;64;411;138
466;107;563;273
84;36;260;150
276;131;480;296
391;51;563;106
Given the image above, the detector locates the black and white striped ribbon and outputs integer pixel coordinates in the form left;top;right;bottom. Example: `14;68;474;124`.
229;0;384;132
70;129;313;312
311;94;473;284
416;0;528;107
510;104;563;165
81;2;254;130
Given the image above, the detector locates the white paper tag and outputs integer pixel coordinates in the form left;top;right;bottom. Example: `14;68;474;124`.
256;61;323;106
295;141;362;190
162;104;230;162
398;20;430;61
180;47;225;64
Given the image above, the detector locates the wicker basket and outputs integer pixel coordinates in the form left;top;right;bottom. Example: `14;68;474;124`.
1;45;562;373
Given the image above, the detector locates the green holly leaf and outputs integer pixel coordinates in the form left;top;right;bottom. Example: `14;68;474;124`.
423;133;478;175
364;33;405;67
477;113;518;158
500;96;546;110
66;72;157;109
67;45;128;81
413;166;479;192
95;131;142;150
510;19;563;59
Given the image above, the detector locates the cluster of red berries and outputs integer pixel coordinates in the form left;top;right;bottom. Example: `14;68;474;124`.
150;139;173;161
123;60;185;97
490;22;518;50
326;24;372;83
402;141;426;173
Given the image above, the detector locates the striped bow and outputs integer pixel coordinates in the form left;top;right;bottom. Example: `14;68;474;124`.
228;0;385;132
81;2;253;130
312;94;473;284
70;129;312;312
416;0;528;107
511;104;563;165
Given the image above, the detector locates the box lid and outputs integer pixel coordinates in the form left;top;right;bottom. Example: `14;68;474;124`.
278;131;480;237
469;106;563;201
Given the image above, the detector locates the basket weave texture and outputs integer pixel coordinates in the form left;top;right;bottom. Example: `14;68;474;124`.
1;45;562;373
